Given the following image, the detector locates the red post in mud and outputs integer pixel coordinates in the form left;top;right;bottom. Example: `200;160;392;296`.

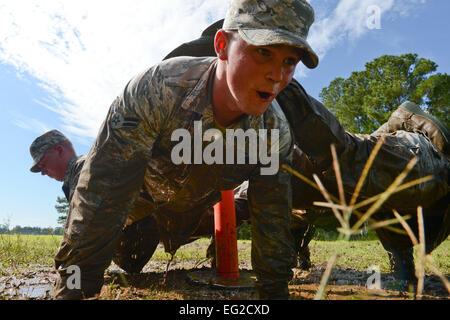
214;190;240;279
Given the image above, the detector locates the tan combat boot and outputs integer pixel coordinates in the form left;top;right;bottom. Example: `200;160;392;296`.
385;101;450;155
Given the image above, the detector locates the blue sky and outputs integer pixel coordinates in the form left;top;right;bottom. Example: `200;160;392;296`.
0;0;449;228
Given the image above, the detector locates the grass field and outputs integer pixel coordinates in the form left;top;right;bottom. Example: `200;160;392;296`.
0;234;448;299
0;234;61;275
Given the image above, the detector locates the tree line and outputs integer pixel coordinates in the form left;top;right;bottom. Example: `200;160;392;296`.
0;223;63;235
0;195;68;234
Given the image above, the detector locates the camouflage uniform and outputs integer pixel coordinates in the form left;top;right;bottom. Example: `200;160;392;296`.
62;155;86;202
161;14;450;278
54;0;323;300
54;56;295;299
29;130;160;275
60;154;160;274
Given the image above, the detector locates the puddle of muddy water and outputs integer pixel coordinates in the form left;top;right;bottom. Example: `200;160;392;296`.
8;284;52;299
1;277;54;300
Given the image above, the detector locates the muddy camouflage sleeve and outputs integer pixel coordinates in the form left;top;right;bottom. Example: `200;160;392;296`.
53;66;168;299
247;117;296;299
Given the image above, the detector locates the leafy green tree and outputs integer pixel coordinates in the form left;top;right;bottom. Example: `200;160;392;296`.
237;221;251;240
0;223;10;234
55;196;69;226
319;53;449;133
414;73;450;127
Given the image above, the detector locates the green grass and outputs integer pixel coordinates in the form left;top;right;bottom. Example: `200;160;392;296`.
0;234;61;275
150;239;210;262
150;238;252;265
310;240;392;272
311;239;450;274
417;240;450;272
0;234;448;276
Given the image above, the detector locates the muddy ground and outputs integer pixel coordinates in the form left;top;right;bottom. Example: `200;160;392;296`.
1;241;448;300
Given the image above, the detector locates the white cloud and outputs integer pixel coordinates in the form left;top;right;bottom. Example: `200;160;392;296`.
297;0;426;78
0;0;428;141
301;1;394;72
12;116;50;134
0;0;228;140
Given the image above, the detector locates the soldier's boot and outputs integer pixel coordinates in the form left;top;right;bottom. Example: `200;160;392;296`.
291;224;314;270
298;246;312;271
299;225;315;270
382;101;450;155
206;236;216;269
387;247;417;287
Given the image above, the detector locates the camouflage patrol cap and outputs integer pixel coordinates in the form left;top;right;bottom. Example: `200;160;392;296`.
29;130;68;173
223;0;319;69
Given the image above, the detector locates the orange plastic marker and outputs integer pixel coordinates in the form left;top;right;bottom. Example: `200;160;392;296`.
214;190;240;279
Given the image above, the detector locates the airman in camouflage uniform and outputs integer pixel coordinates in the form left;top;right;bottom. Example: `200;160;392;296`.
29;130;160;275
53;0;320;300
166;16;449;282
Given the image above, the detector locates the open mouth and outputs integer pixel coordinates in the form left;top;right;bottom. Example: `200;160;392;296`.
257;91;273;100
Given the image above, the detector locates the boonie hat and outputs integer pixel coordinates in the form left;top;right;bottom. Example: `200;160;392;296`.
29;129;68;173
